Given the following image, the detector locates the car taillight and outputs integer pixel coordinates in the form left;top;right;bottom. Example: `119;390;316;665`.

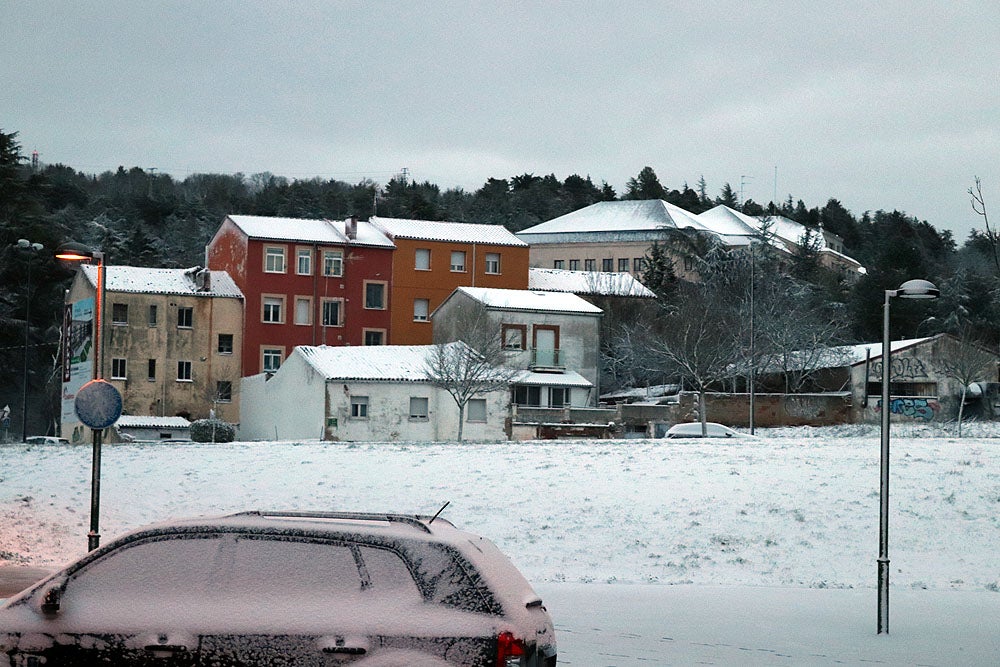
496;631;526;666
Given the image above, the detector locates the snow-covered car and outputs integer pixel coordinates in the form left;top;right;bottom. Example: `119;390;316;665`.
665;422;751;439
0;510;557;666
23;436;70;445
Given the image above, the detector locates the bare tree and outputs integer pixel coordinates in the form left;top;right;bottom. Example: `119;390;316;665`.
969;177;1000;276
934;331;998;436
425;301;519;440
623;282;742;435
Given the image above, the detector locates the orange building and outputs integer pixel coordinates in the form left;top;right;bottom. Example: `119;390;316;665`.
370;216;530;344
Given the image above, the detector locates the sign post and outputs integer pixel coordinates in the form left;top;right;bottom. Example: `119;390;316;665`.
74;379;123;551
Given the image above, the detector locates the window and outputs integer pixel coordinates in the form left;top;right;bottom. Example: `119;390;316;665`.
415;248;431;270
148;305;158;327
177;307;193;329
602;258;613;272
684;256;695;272
350;396;369;419
550;387;568;408
364;282;386;309
502;324;526;350
147;359;156;381
263;296;284;323
364;330;385;346
467;399;487;422
553;260;564;269
513;385;542;406
485;252;501;274
218;334;233;354
618;258;629;272
409;397;429;420
413;298;429;322
584;259;596;271
264;246;286;273
294;297;312;325
633;257;644;272
450;251;466;272
111;357;127;380
323;250;343;277
296;248;312;275
321;299;342;327
262;348;282;372
112;303;128;325
569;259;580;271
216;381;233;403
177;360;192;382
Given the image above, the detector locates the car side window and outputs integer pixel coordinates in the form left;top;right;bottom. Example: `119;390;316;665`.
63;535;227;617
358;546;422;601
230;536;361;599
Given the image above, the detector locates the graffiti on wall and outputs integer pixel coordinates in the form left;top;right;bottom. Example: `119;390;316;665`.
875;397;939;421
869;356;929;381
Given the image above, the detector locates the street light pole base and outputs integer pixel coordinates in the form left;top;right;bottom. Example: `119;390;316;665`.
877;557;890;634
87;531;100;552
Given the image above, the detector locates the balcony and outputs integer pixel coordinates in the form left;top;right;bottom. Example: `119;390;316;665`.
529;348;563;370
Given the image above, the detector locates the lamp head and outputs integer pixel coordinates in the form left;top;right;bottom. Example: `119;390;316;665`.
896;279;940;300
55;242;102;262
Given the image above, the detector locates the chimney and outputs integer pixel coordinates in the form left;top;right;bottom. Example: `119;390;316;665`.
196;268;211;292
346;216;357;240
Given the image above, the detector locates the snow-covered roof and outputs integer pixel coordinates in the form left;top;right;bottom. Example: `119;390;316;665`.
454;287;603;315
116;415;192;429
516;200;708;240
528;268;655;298
514;370;593;387
81;265;243;298
296;343;469;382
370;216;527;247
225;215;395;248
756;337;935;374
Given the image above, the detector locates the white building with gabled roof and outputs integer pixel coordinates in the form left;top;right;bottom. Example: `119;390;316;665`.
528;268;656;299
432;287;603;408
239;343;510;441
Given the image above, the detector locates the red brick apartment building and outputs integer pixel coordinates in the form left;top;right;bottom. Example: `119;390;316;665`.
207;215;394;376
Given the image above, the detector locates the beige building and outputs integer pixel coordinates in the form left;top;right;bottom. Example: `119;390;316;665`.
517;200;865;283
63;265;244;438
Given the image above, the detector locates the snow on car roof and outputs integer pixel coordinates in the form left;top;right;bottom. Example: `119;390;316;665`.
370;216;527;247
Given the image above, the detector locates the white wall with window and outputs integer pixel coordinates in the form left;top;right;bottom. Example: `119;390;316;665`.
239;346;510;442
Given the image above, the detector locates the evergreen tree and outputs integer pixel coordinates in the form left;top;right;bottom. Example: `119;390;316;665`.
624;166;667;200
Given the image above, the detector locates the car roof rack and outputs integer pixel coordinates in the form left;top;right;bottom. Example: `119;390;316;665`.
231;510;435;534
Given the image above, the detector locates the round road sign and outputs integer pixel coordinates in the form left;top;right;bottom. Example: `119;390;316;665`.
74;379;123;429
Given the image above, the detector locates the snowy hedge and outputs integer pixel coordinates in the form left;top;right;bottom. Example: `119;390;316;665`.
190;418;237;443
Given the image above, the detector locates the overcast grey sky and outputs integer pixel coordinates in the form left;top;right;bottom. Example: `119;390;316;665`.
3;2;997;240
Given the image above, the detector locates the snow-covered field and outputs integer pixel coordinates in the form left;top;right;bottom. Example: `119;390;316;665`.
2;424;999;592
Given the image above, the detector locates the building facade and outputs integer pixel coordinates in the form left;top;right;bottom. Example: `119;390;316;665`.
62;265;243;441
369;216;530;345
239;344;509;441
432;287;603;408
207;215;395;376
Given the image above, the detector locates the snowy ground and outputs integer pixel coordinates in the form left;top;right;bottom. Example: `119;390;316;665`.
2;423;1000;664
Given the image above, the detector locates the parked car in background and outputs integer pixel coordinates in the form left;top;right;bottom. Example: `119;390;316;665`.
665;422;753;439
23;436;70;445
0;510;557;666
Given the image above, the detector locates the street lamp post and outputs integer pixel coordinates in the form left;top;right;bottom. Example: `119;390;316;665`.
877;278;939;635
55;242;108;551
15;239;44;441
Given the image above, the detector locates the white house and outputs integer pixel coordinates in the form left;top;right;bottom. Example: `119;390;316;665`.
239;343;510;442
432;286;603;408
